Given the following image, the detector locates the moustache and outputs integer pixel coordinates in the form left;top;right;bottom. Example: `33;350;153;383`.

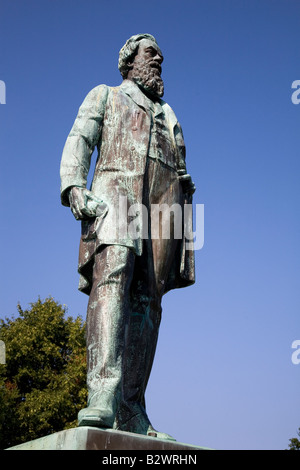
148;60;162;75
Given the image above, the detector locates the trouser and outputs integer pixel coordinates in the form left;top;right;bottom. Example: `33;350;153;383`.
85;233;178;432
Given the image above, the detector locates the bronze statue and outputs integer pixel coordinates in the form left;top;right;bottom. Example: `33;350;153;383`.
60;34;195;440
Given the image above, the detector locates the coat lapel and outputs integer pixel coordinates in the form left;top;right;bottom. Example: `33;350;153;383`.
120;79;178;134
161;101;178;130
120;79;149;113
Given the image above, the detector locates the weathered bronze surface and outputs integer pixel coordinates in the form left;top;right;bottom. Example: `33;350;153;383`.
60;34;195;440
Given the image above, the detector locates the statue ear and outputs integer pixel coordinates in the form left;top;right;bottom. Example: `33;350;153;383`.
125;61;134;79
127;55;137;68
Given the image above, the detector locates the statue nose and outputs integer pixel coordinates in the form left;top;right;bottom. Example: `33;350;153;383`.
155;54;163;64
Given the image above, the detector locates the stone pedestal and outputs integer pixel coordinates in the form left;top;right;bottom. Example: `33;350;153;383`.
6;426;210;451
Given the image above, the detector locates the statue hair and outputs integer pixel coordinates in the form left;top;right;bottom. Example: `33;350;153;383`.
118;34;157;79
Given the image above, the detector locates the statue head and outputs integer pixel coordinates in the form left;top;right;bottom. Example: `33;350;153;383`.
119;34;164;98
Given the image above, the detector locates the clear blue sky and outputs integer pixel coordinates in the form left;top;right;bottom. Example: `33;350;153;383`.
0;0;299;450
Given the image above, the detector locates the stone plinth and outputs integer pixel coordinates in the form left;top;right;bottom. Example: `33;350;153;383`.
6;426;210;451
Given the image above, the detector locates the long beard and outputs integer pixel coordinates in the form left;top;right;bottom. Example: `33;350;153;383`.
130;59;164;98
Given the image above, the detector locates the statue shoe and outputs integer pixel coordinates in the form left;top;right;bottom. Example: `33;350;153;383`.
77;407;114;428
114;406;176;441
147;425;176;441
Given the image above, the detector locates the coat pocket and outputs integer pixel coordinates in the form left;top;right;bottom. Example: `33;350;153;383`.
81;216;105;241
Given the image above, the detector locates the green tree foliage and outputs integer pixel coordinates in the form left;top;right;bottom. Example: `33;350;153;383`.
0;297;87;449
288;428;300;450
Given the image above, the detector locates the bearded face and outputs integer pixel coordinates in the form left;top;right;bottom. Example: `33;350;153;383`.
128;40;164;98
130;57;164;98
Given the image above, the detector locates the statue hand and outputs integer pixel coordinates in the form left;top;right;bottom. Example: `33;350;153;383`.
69;187;108;220
179;174;196;196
